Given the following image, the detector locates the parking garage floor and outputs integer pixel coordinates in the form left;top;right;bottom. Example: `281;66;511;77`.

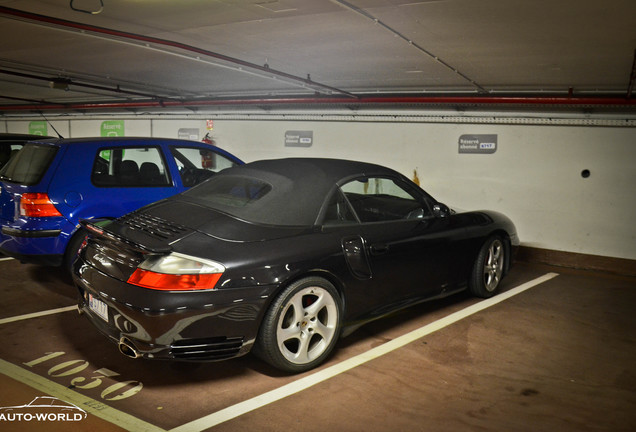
0;257;635;432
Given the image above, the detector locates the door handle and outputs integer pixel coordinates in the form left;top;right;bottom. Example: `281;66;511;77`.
370;244;389;255
342;236;372;279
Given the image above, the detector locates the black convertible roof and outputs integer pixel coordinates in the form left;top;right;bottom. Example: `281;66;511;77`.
235;157;398;183
182;158;406;226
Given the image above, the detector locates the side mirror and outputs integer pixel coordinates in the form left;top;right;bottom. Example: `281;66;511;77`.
433;203;451;218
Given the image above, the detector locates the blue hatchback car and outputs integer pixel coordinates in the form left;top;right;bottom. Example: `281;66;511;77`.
0;137;243;268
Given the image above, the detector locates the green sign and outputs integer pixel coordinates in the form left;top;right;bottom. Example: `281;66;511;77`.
28;121;48;136
100;120;125;137
99;149;112;161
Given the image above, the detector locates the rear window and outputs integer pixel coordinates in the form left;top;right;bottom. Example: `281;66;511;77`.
181;168;327;226
0;143;58;186
0;143;24;169
183;176;271;208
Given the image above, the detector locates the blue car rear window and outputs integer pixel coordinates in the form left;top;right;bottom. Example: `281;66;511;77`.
0;143;58;186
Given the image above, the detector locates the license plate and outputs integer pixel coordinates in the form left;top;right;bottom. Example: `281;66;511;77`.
88;294;109;323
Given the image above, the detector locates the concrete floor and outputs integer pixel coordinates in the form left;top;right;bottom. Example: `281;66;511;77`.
0;257;634;431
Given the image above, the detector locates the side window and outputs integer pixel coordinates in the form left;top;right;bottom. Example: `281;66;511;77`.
92;147;170;187
170;147;239;187
340;177;431;222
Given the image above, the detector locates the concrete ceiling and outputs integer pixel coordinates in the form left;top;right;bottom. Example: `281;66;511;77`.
1;0;635;115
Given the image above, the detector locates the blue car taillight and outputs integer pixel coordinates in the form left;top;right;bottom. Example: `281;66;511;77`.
19;193;62;217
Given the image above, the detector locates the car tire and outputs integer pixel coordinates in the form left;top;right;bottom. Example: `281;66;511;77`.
468;235;506;298
255;277;342;373
64;228;88;272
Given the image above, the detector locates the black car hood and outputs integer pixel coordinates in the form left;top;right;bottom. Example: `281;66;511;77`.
128;198;311;243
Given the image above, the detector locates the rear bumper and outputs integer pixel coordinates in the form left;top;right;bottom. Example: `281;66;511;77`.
73;257;277;361
0;219;72;265
1;226;61;237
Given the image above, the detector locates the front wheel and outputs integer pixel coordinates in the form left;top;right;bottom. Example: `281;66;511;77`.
469;236;506;298
255;277;342;373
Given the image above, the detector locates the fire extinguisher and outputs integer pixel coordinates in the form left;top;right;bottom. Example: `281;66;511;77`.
202;132;214;145
201;133;215;168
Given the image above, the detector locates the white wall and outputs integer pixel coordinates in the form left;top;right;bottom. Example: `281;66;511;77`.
214;120;636;261
3;116;635;260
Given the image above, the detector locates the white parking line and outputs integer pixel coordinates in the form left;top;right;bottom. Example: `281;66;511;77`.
0;359;166;432
171;272;559;432
0;273;558;431
0;306;77;325
0;257;14;262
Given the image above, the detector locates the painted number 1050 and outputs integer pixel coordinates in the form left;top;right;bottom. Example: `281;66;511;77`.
24;352;143;401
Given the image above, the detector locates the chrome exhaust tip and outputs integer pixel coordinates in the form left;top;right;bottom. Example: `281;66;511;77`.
118;337;141;359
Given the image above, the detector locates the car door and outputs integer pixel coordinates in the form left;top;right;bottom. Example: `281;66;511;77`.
340;176;456;308
79;145;175;219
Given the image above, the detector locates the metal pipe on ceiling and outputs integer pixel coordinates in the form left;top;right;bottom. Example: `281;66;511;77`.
0;6;634;113
330;0;487;93
627;49;636;99
0;69;169;100
1;95;634;113
0;5;356;99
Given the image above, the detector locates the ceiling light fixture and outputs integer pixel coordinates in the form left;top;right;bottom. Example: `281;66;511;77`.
69;0;104;15
49;78;71;91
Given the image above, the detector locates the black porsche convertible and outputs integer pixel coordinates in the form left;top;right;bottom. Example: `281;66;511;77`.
73;158;518;372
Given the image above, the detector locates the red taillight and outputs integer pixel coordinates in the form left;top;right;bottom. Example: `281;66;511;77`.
127;269;222;291
20;193;62;217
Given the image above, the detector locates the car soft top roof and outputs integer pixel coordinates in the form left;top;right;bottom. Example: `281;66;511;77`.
180;158;406;226
233;158;397;183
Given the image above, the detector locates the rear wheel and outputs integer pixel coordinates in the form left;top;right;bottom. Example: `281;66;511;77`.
255;277;342;373
469;235;506;298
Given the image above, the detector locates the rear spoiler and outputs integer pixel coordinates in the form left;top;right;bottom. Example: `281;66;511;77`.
80;219;172;254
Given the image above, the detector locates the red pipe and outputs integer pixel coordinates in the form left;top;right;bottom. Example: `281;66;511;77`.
1;95;634;112
0;6;354;99
1;6;634;112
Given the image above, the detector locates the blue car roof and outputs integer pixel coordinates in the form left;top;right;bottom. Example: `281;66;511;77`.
27;136;243;162
30;137;215;146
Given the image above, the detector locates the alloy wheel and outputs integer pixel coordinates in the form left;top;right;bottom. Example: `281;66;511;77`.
483;238;504;292
276;286;339;365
